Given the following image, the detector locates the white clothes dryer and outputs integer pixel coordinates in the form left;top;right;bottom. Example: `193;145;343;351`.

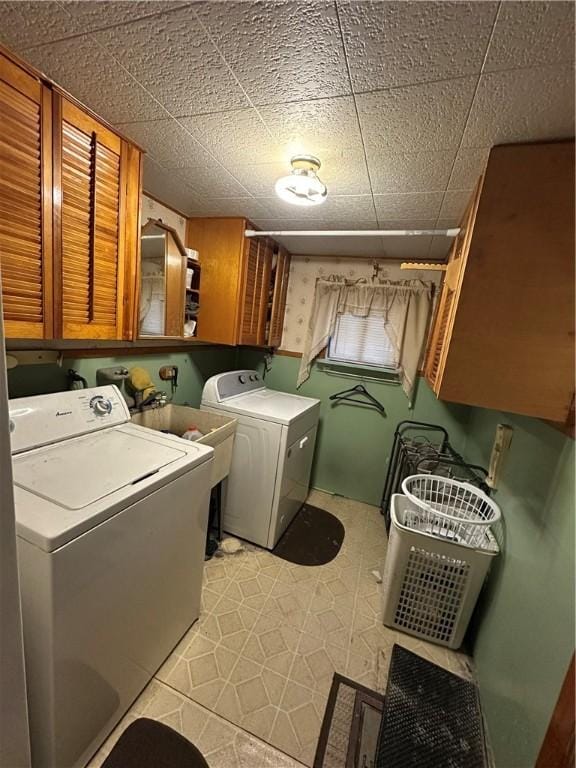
201;370;320;549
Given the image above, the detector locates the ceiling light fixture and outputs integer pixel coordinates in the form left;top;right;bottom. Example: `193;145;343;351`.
275;155;327;207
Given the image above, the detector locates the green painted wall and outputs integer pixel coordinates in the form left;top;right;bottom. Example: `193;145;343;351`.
239;350;471;506
7;343;574;767
7;346;238;404
240;350;575;768
464;409;575;768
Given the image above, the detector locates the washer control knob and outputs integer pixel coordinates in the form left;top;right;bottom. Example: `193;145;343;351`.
249;375;256;382
238;374;247;384
90;396;113;415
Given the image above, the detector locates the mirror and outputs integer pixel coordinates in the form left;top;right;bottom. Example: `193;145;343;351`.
139;218;187;337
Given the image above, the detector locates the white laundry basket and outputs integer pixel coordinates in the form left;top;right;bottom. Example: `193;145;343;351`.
382;484;500;649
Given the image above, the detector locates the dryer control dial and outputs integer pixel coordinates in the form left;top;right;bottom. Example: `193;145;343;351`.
90;395;113;416
238;374;247;384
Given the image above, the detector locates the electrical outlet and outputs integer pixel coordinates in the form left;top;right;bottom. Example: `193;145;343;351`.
159;365;178;381
487;424;513;489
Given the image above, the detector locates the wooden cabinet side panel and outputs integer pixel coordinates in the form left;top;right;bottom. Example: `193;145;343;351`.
186;217;244;345
441;142;575;421
122;143;142;341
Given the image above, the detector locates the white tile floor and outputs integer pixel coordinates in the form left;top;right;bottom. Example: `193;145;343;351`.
88;490;472;768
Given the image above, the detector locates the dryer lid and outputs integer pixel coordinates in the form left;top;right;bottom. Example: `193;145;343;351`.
12;428;186;510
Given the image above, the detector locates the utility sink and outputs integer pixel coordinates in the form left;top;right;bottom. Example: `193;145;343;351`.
131;405;236;488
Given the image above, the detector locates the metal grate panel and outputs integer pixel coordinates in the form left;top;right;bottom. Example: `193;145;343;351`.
376;645;487;768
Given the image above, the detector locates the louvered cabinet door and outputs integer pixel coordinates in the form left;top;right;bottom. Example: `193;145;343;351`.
424;182;481;392
238;236;271;346
55;98;126;339
0;54;53;338
425;283;455;391
268;245;290;347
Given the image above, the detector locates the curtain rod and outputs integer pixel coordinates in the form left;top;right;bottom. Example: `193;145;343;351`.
245;228;460;238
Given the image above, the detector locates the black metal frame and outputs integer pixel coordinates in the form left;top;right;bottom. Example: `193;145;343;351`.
381;420;489;531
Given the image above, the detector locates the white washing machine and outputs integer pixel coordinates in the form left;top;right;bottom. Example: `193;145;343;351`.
201;370;320;549
9;386;213;768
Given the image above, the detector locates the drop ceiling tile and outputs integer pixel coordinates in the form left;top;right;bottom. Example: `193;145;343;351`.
438;190;472;222
115;120;212;166
367;150;456;194
448;148;489;190
224;163;290;199
373;218;440;231
338;1;498;92
195;0;350;106
461;63;575;148
429;235;454;261
356;77;477;154
60;1;191;36
250;219;379;232
485;1;575;73
276;235;436;260
170;165;250;198
258;97;364;159
20;37;166;123
187;198;270;219
0;1;190;48
275;235;389;258
257;195;376;222
0;2;75;49
143;157;203;215
379;237;434;261
92;6;249;117
228;150;370;199
373;192;444;223
178;109;283;166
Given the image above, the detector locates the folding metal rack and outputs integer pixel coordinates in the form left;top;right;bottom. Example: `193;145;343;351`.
381;420;490;532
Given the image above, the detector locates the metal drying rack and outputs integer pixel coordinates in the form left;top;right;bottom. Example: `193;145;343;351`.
381;419;490;532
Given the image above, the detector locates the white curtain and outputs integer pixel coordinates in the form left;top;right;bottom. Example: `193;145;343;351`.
297;277;433;403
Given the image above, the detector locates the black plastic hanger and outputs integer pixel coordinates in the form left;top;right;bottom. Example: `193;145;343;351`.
329;384;386;415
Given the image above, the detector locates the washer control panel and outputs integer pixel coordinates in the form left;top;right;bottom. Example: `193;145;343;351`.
90;394;113;416
9;385;131;454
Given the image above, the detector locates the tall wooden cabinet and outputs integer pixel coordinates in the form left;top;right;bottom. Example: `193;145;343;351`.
424;141;575;423
0;53;53;338
186;217;290;347
0;46;143;342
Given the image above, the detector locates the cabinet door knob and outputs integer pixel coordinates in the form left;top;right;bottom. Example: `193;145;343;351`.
299;436;309;449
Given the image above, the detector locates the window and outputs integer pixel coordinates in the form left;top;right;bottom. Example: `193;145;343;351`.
327;312;399;370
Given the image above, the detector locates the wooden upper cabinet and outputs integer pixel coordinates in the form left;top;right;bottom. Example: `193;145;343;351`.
425;141;575;423
0;53;53;338
54;97;127;339
187;217;290;347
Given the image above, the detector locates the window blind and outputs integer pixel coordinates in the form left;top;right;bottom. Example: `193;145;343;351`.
328;313;399;368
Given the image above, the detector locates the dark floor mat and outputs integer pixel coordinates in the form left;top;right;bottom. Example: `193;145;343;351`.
273;504;344;565
102;718;209;768
314;673;385;768
376;645;487;768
